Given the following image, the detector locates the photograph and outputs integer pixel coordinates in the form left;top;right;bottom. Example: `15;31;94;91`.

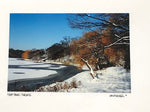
8;13;131;92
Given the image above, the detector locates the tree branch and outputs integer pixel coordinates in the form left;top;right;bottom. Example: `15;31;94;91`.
81;58;95;79
104;36;129;48
85;14;129;31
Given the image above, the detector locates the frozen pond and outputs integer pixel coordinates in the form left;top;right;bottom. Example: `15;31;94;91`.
8;58;66;81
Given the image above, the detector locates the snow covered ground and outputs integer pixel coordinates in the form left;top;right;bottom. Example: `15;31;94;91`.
36;66;131;93
8;58;131;93
8;58;66;81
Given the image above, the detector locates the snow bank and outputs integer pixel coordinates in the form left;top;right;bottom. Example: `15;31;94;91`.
36;67;131;93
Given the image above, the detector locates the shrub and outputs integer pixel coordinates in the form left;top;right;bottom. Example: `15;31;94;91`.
35;79;82;92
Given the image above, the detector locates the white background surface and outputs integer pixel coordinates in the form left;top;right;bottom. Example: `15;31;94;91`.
0;0;150;112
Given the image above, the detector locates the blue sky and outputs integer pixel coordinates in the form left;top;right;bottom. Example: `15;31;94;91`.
9;14;84;50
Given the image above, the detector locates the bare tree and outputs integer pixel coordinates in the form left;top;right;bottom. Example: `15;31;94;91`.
68;13;129;47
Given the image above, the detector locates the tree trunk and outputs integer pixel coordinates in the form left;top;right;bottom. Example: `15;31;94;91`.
81;58;95;79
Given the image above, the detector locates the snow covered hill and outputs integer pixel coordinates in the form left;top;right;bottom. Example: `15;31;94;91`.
36;66;131;93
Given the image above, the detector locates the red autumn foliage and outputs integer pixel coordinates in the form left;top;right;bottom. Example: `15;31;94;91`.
70;31;101;69
22;50;30;59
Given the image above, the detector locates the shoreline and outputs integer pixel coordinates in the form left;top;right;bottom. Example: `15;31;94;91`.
8;60;82;91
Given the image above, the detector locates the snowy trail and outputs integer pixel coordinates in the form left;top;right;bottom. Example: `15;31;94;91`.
8;58;82;91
